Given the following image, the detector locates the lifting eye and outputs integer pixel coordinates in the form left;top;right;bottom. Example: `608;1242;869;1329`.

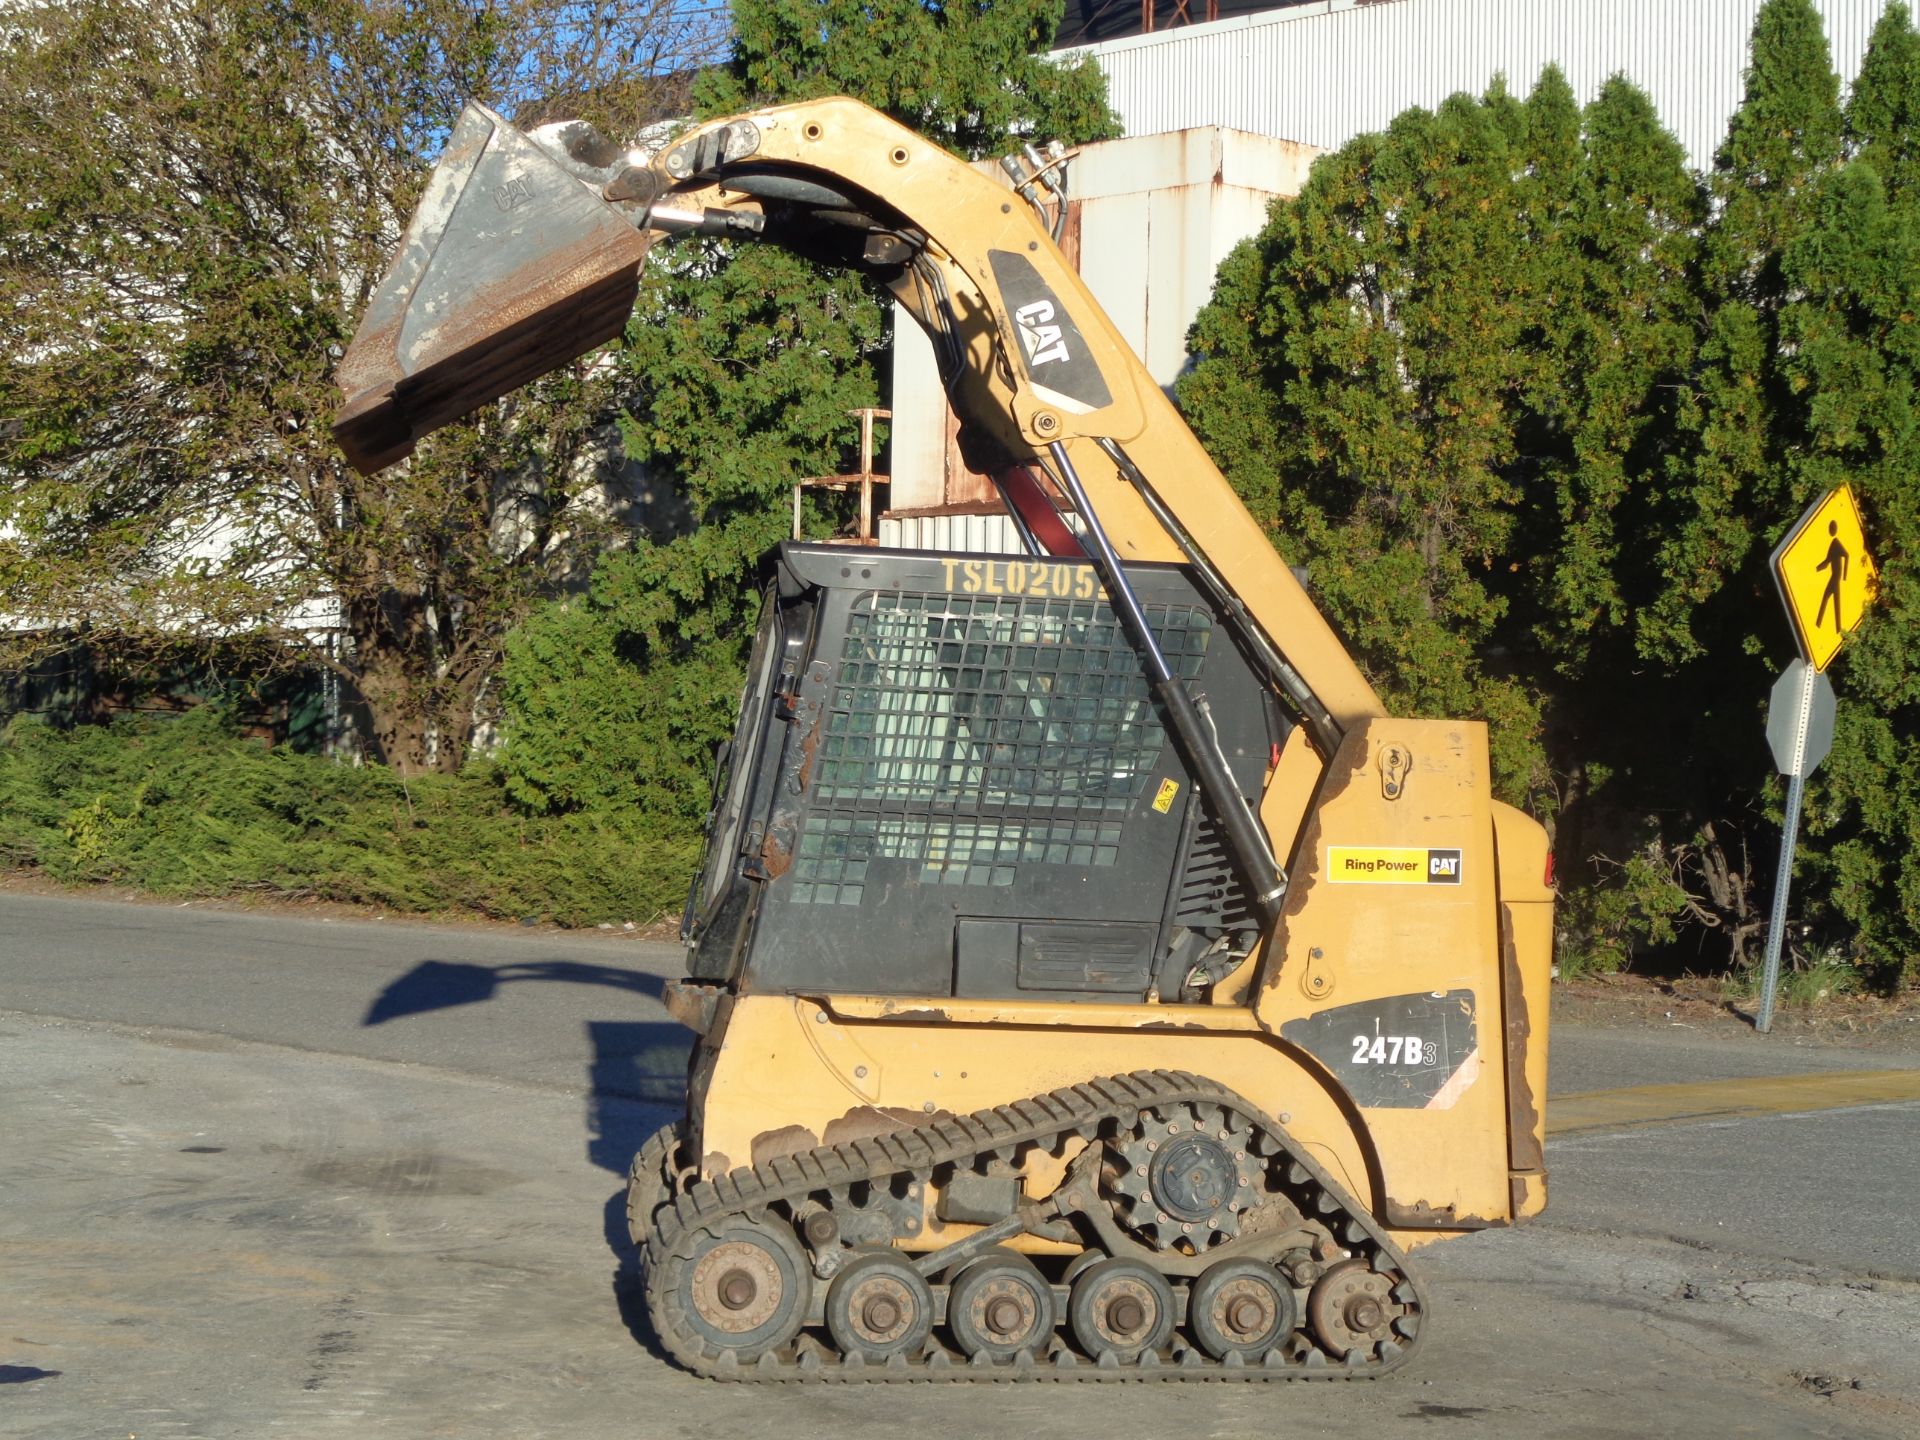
803;121;824;142
890;146;910;166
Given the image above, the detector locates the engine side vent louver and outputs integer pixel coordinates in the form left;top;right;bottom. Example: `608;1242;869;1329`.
1175;805;1259;933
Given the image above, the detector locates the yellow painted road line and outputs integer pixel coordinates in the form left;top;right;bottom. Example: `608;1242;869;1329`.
1548;1068;1920;1138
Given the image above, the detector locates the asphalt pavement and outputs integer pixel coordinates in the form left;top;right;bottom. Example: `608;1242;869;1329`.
3;890;1917;1439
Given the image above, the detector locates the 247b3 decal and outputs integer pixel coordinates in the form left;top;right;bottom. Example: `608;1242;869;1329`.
1349;1034;1440;1067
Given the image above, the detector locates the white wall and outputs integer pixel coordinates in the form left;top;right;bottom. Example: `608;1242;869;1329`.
1071;0;1898;170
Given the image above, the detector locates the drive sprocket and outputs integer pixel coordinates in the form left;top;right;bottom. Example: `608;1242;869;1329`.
1104;1102;1260;1251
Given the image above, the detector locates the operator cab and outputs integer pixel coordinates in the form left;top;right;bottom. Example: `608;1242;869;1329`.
684;543;1284;1005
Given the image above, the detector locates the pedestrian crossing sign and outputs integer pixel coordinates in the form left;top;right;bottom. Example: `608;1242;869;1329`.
1771;485;1877;671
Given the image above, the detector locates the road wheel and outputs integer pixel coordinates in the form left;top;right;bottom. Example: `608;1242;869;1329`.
668;1218;811;1360
1068;1258;1174;1362
947;1248;1055;1361
826;1251;935;1361
1189;1258;1297;1360
1306;1258;1400;1358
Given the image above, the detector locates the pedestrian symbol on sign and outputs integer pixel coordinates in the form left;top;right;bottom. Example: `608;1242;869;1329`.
1814;522;1848;633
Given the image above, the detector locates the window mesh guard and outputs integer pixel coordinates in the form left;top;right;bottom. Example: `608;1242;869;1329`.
791;591;1210;905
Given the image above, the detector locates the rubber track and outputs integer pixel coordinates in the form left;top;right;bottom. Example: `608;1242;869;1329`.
639;1069;1429;1383
625;1120;683;1247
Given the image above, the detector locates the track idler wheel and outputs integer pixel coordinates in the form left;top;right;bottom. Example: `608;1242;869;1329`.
946;1249;1055;1361
1189;1258;1298;1361
825;1252;934;1362
1068;1258;1174;1363
673;1218;811;1360
1307;1258;1404;1359
625;1120;685;1247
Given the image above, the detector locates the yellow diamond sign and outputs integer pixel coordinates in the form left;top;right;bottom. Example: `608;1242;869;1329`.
1770;485;1877;671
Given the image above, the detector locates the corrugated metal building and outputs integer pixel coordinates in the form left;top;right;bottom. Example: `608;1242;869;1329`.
1067;0;1896;169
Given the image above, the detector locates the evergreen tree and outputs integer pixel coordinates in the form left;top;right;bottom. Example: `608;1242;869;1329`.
1845;0;1920;200
1180;6;1920;987
1520;78;1705;933
695;0;1116;160
1181;81;1555;803
1541;0;1851;974
1785;71;1920;981
1529;77;1700;671
1645;0;1843;664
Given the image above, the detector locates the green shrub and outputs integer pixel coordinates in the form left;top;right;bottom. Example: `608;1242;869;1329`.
1553;844;1696;980
0;708;699;926
497;583;742;826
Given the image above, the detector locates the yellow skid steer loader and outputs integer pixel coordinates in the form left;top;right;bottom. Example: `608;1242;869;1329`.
334;97;1555;1383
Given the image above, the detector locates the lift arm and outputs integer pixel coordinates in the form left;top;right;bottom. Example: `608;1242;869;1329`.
332;97;1389;917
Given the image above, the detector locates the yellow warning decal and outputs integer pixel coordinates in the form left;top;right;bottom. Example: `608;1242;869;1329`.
1328;846;1463;885
1152;779;1180;814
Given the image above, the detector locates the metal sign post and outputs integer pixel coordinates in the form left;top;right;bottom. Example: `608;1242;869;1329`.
1756;662;1836;1033
1754;488;1874;1034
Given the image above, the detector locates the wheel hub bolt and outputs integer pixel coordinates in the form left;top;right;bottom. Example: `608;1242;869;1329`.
1108;1296;1146;1336
1226;1296;1267;1335
718;1269;756;1311
862;1295;901;1333
1345;1296;1385;1333
985;1296;1024;1336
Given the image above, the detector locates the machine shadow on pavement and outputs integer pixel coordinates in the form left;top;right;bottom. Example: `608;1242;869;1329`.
360;957;693;1357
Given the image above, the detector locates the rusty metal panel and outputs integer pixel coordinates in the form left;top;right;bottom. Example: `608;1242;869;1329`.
1070;0;1898;169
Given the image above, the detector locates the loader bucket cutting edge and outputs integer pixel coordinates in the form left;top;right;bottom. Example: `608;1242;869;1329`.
332;102;654;475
